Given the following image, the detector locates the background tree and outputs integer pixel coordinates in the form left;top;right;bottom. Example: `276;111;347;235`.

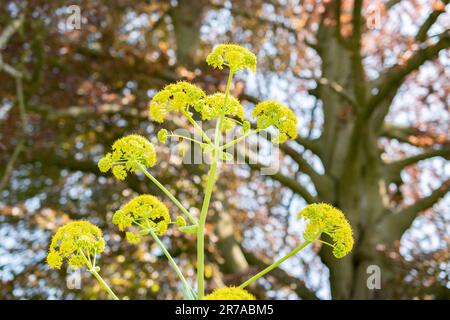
0;0;449;299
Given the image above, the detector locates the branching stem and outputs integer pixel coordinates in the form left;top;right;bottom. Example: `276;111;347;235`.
137;162;198;225
146;227;194;299
239;240;313;289
79;249;119;300
196;70;234;299
220;129;261;150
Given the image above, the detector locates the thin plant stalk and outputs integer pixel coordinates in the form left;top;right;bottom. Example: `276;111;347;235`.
239;240;313;289
196;70;234;299
79;249;119;300
183;111;214;146
137;162;198;225
220;129;261;150
147;228;193;298
168;134;208;146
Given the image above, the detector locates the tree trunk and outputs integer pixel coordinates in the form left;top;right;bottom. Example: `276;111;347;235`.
314;12;397;300
170;0;206;68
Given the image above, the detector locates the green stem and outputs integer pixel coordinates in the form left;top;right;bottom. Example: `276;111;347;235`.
223;71;234;108
196;70;234;299
147;228;193;298
220;129;261;150
79;249;119;300
183;111;214;146
196;137;219;299
314;239;335;248
239;240;313;289
169;134;208;146
136;163;198;225
90;269;120;300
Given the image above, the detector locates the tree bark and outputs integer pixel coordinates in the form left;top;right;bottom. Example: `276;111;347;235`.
170;0;207;68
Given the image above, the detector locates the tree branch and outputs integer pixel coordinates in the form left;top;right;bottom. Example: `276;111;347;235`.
312;76;358;108
245;157;317;204
415;0;449;42
23;153;153;196
384;179;450;238
279;144;334;197
385;0;402;10
0;139;24;191
381;123;448;147
242;116;330;193
350;0;367;107
295;136;321;156
0;14;24;49
385;147;450;176
0;16;27;191
0;15;25;78
208;2;299;40
367;32;450;117
226;109;329;198
334;0;343;42
0;59;23;78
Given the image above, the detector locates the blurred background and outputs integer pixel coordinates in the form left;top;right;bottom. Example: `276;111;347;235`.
0;0;449;300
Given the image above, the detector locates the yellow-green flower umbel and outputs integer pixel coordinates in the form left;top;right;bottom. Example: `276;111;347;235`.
206;44;257;73
204;286;256;300
98;135;156;180
149;81;206;123
47;220;105;269
252;101;298;144
195;93;244;131
112;194;171;243
298;203;354;258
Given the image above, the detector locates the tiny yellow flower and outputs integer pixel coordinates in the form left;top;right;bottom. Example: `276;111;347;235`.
46;250;63;269
195;93;245;131
175;215;186;228
112;194;171;242
47;220;105;269
242;120;251;133
206;44;257;73
252;101;298;144
149;81;206;123
157;128;169;144
298;203;354;258
98;135;156;180
112;165;127;180
204;286;256;300
125;231;142;244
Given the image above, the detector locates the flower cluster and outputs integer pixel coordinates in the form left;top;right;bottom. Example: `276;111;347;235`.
252;101;298;144
195;93;244;131
157;128;169;144
112;194;171;243
98;135;156;180
149;81;206;123
206;44;257;73
148;45;257;135
204;287;256;300
45;43;357;301
47;221;105;269
298;203;354;258
175;215;186;227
